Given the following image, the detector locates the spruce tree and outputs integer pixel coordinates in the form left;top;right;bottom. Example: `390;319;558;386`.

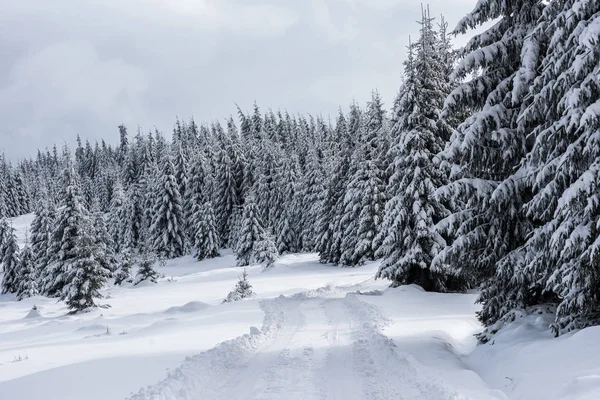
92;211;118;275
16;243;38;300
107;181;127;252
223;269;254;302
376;11;451;291
134;246;160;285
235;195;267;267
479;0;600;336
297;147;324;251
254;235;279;269
1;226;20;294
436;0;544;288
41;168;89;297
114;250;134;285
214;149;238;245
60;217;111;311
0;217;10;262
150;156;186;259
192;202;221;260
185;152;210;241
340;91;387;266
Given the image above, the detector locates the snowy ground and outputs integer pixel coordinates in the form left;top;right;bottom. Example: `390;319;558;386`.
1;214;599;399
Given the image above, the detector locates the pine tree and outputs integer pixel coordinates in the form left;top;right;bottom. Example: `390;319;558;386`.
223;269;253;302
185;151;210;240
108;181;127;252
114;251;134;285
92;211;118;275
436;0;544;289
16;243;38;300
1;226;20;294
214;149;238;245
41;168;89;297
254;235;279;268
134;246;160;285
150;156;186;259
192;202;221;260
297;147;324;251
235;195;267;267
479;0;600;336
61;217;111;311
340;91;387;266
0;217;10;262
376;10;452;291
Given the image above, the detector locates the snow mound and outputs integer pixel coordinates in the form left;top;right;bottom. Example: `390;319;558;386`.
354;289;384;296
559;375;600;400
76;324;108;333
288;284;338;300
24;307;41;319
164;301;210;314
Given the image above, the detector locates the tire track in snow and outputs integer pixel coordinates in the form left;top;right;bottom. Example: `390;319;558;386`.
343;294;465;400
129;289;472;400
127;298;289;400
251;299;328;400
322;299;364;400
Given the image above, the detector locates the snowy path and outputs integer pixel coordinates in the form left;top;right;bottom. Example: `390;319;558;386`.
130;290;465;400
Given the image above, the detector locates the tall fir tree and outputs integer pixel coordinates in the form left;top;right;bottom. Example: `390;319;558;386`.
1;225;20;294
376;10;452;291
60;217;111;311
150;156;186;259
436;0;544;289
479;0;600;336
192;202;221;261
235;195;267;267
41;168;90;297
16;243;38;300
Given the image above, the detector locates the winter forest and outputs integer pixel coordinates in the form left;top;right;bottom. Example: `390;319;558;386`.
1;0;600;349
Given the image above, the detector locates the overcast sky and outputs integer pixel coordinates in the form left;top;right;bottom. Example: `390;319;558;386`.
0;0;475;160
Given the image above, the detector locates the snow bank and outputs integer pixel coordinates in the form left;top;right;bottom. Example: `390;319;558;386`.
466;314;600;400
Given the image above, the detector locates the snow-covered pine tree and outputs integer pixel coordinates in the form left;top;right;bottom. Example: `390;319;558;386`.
60;215;111;311
297;147;324;251
223;268;254;302
435;0;544;288
185;151;210;241
214;148;238;245
150;155;186;259
41;168;89;297
339;91;387;266
107;180;127;252
172;141;189;208
376;10;452;291
253;234;279;269
322;104;362;265
0;216;10;262
235;195;267;267
92;211;118;275
1;225;20;294
317;109;348;262
114;250;134;285
16;242;38;300
274;157;299;254
479;0;600;336
134;245;160;285
192;202;221;260
124;182;147;250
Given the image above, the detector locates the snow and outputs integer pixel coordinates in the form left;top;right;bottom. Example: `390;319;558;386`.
1;213;599;399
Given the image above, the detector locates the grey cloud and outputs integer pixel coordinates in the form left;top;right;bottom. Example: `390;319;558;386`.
0;0;474;160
